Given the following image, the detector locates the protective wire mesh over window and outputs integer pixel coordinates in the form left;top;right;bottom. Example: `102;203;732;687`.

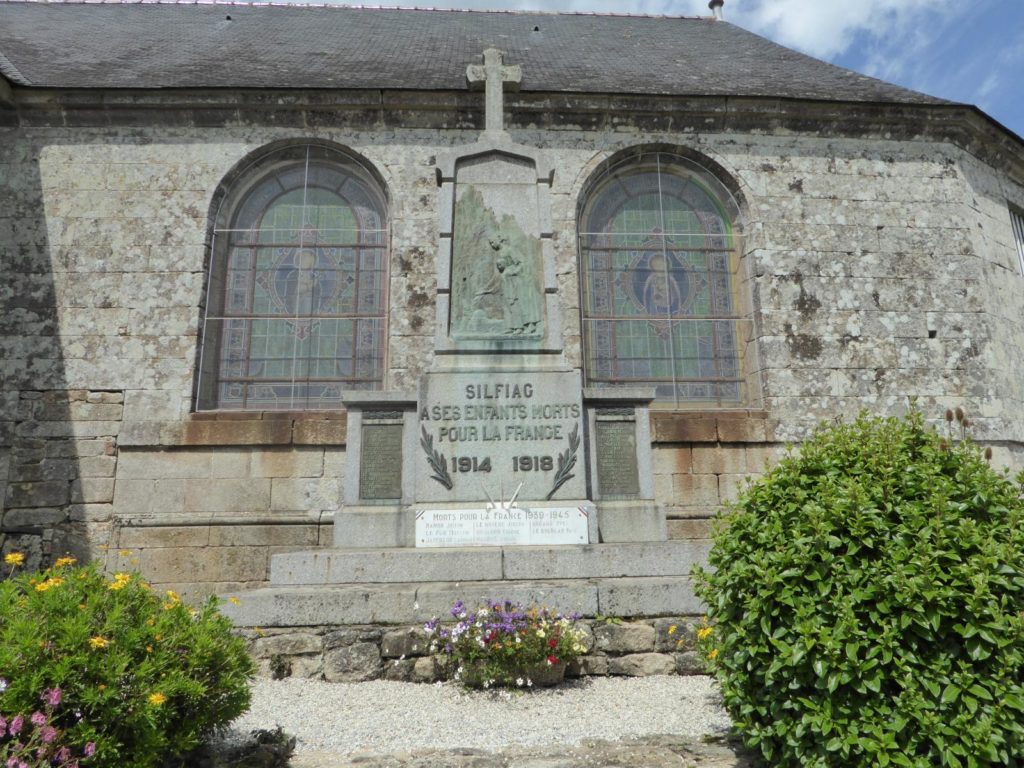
579;153;744;407
197;145;388;410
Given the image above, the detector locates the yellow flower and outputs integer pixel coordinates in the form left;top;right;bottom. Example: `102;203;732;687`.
228;596;241;606
667;625;677;635
707;648;719;661
146;618;155;626
148;692;167;706
35;577;64;592
4;552;25;567
108;573;131;591
146;645;153;653
697;626;713;641
54;556;77;567
98;684;106;691
89;636;110;650
165;590;180;602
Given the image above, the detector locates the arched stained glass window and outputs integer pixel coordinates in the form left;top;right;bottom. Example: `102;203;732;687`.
196;144;388;411
579;152;744;407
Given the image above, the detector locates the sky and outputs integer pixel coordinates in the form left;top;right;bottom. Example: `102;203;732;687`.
309;0;1024;139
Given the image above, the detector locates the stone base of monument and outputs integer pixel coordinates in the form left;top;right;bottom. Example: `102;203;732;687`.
220;540;709;628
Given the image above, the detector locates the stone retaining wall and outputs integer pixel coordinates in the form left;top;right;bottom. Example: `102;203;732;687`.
240;616;708;683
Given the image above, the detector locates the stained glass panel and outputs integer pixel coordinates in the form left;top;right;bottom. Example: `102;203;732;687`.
580;154;743;407
198;145;388;410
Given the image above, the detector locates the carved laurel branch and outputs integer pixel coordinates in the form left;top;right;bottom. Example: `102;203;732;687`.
546;422;580;500
420;425;453;490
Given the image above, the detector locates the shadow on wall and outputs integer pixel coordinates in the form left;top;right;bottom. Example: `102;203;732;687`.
1;117;100;572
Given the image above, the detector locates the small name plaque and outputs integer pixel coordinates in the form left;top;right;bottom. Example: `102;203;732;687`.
415;505;590;547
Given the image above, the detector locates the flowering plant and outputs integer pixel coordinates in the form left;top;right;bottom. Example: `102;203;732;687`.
0;556;254;767
0;684;96;768
425;600;587;689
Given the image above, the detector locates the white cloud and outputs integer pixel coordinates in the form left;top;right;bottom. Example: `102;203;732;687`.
728;0;960;59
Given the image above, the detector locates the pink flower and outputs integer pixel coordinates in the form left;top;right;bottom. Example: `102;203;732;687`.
8;714;24;735
42;687;62;708
83;742;96;757
31;711;46;727
40;725;58;743
55;747;72;763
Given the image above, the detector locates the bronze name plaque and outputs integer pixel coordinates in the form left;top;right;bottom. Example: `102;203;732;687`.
595;420;640;498
359;423;404;501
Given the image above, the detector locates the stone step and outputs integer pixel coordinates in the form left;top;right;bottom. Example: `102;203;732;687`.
219;576;704;628
269;541;711;585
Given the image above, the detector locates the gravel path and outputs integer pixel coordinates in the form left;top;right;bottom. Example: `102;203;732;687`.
225;675;732;757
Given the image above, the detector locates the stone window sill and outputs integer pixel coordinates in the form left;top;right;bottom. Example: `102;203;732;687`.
119;411;768;448
651;410;771;443
118;412;347;448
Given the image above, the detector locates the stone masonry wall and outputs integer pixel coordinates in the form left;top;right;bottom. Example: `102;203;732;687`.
240;616;707;683
3;96;1024;592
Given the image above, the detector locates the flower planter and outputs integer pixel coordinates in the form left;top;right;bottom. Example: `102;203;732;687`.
460;660;567;689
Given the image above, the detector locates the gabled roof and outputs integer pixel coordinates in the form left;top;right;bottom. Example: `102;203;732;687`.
0;0;950;107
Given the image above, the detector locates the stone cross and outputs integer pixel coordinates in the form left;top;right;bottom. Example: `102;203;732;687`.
466;48;522;134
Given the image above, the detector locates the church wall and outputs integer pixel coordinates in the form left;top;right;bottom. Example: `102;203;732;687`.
3;107;1024;594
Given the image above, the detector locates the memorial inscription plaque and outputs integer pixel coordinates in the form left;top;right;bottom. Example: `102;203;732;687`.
595;419;640;497
416;370;586;503
359;421;404;501
415;505;590;547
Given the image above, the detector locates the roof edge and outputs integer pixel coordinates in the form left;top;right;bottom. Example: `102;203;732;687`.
0;0;712;21
0;49;30;86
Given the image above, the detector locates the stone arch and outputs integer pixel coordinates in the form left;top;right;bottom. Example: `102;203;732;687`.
194;140;391;411
575;145;755;408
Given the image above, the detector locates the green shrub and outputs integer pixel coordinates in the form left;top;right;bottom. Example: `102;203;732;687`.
0;560;255;768
695;411;1024;767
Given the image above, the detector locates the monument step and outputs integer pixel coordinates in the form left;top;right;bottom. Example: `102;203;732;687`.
219;576;704;628
269;541;710;586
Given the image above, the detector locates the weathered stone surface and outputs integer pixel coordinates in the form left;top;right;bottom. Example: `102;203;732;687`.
593;624;656;654
252;632;324;658
608;652;676;676
381;628;432;658
382;658;417;682
567;654;609;677
288;736;752;768
411;655;444;683
653;618;697;653
323;642;381;682
674;651;707;675
5;481;69;508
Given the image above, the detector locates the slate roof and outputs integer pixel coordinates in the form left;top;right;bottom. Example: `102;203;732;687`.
0;0;950;107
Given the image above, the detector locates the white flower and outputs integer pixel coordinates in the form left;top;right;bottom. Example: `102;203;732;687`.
0;678;7;693
526;678;533;687
516;677;524;687
413;602;420;610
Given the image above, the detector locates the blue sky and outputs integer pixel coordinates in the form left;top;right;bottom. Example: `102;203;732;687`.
311;0;1024;139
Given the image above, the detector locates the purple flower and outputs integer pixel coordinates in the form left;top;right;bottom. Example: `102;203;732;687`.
56;747;72;762
9;714;24;735
40;725;58;743
31;711;47;727
42;687;62;708
83;742;96;757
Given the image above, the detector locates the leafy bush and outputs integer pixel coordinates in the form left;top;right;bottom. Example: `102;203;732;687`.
425;600;587;688
695;411;1024;767
0;559;255;768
